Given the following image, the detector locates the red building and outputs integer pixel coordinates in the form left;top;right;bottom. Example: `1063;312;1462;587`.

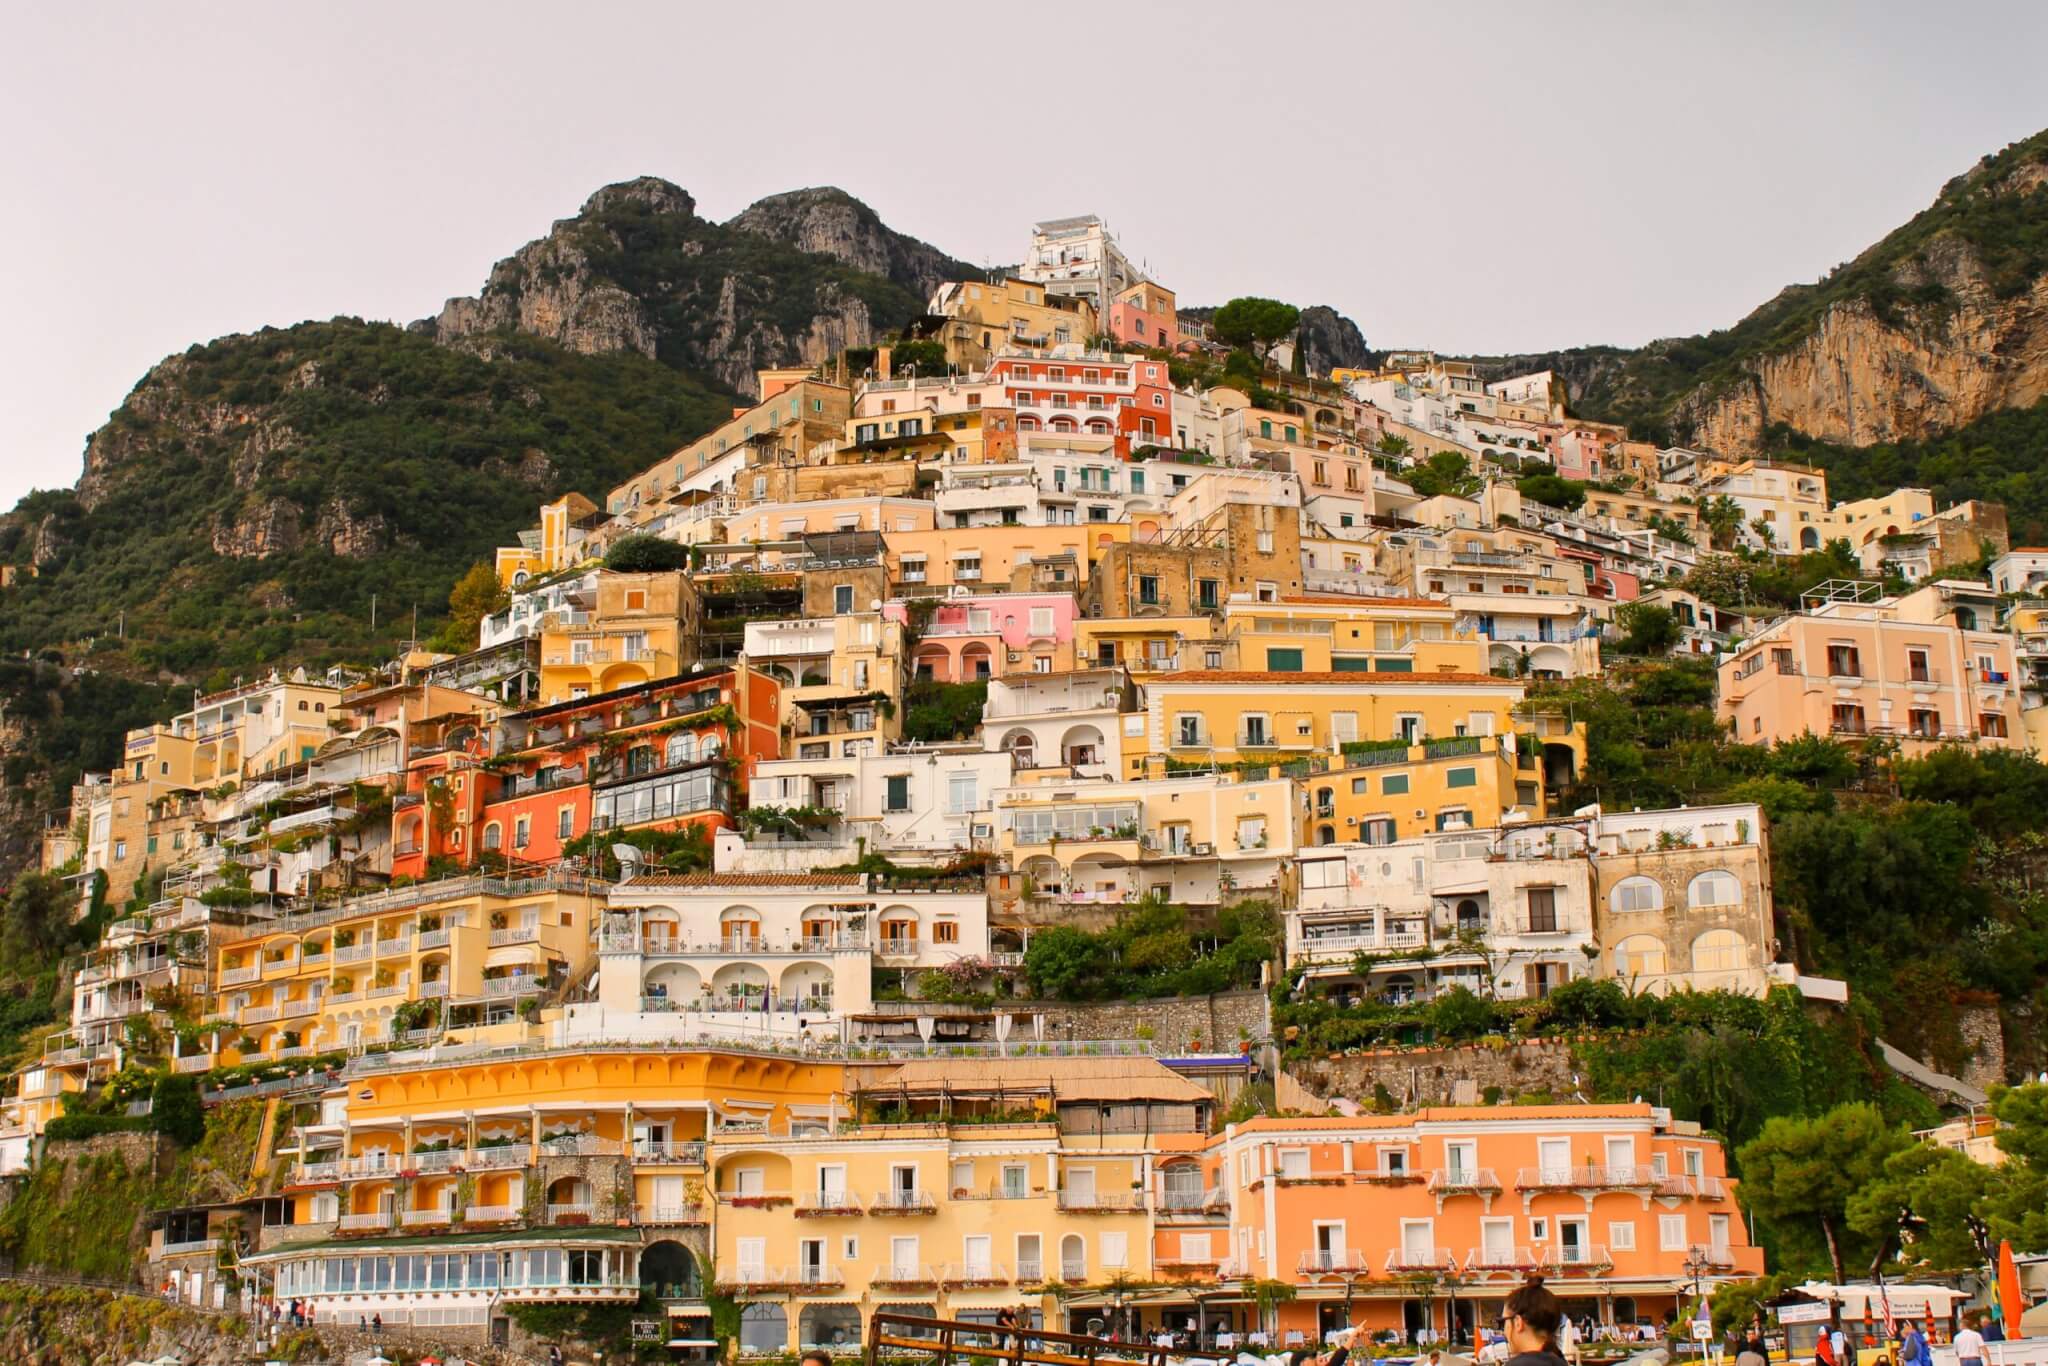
992;350;1175;457
389;666;781;880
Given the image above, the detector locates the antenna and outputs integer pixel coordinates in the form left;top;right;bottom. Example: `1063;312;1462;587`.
612;843;644;879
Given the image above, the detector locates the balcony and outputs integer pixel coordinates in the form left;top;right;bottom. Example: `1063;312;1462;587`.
634;1139;707;1166
279;997;321;1018
870;1189;937;1215
301;950;330;970
940;1262;1010;1288
1297;1250;1369;1275
463;1204;518;1223
490;924;540;947
1426;1168;1501;1195
1515;1164;1656;1191
298;1159;343;1183
334;943;373;964
239;1004;281;1025
482;976;544;998
160;1237;222;1256
1465;1245;1543;1274
639;1203;706;1225
1544;1244;1612;1273
719;1265;844;1292
412;1149;464;1173
546;1202;596;1223
466;1145;530;1171
173;1054;213;1074
375;935;415;958
1656;1174;1726;1200
339;1212;392;1232
1235;729;1311;751
418;979;449;998
797;1191;865;1216
1384;1248;1456;1273
401;1208;454;1228
219;965;260;986
541;1134;623;1158
1056;1191;1145;1214
871;1263;942;1291
416;928;451;950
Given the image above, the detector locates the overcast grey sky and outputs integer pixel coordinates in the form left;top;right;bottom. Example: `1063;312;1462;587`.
4;1;2046;509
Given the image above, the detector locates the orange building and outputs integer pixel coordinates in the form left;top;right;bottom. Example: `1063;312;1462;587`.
1092;1105;1760;1343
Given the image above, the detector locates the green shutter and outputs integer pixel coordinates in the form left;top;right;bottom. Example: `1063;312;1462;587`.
1265;648;1305;672
1382;773;1410;795
1374;658;1414;673
886;776;909;811
1332;657;1374;672
1447;767;1478;789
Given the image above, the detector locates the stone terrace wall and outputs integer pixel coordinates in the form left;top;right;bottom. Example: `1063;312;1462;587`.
1289;1036;1583;1107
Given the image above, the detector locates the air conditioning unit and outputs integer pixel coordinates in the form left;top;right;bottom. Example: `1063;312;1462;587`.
1007;652;1022;663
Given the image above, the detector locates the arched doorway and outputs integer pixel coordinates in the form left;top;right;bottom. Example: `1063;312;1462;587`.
640;1240;700;1299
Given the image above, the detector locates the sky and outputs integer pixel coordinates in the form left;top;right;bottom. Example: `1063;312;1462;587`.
4;1;2047;509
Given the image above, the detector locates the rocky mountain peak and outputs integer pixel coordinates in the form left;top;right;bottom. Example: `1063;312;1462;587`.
581;176;697;219
725;187;981;299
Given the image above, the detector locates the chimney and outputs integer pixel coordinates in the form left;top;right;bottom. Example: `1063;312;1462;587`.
876;346;893;382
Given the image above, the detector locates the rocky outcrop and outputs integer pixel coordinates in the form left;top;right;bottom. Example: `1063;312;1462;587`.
311;498;387;558
1295;304;1373;376
430;176;930;394
1673;264;2048;453
726;186;980;298
211;496;302;559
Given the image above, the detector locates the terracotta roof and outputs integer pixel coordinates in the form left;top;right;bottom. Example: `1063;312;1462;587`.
1230;1103;1657;1132
1275;595;1450;609
1148;670;1518;686
622;872;863;888
861;1056;1212;1105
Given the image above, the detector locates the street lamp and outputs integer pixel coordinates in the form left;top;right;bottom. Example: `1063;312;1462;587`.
1683;1245;1711;1322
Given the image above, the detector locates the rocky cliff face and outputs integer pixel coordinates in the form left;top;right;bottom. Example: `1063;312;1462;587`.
1674;258;2048;454
726;186;981;299
1295;304;1373;375
430;176;932;394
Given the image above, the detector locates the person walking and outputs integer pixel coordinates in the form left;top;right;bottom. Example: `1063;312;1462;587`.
1954;1315;1987;1366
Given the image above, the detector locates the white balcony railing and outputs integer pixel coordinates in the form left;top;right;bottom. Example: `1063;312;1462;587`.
546;1202;595;1222
339;1212;392;1231
1298;1250;1369;1274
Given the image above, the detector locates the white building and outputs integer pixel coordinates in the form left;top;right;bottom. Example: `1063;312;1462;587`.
745;743;1014;860
1290;823;1597;1002
982;668;1135;779
574;871;990;1043
1018;215;1140;318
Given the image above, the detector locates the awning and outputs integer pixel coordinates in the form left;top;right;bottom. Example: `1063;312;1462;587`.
669;1339;720;1348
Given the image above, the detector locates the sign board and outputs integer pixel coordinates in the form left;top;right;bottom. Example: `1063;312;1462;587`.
632;1317;662;1342
1778;1304;1835;1325
1694;1321;1714;1341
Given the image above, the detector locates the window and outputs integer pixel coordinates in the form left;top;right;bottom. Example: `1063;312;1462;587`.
1526;887;1559;933
1176;714;1203;747
1381;773;1409;795
557;806;574;840
1826;644;1861;677
946;773;978;815
933;921;959;944
1831;703;1866;735
1983;712;2010;738
834;585;854;614
1612;935;1667;978
1196;579;1220;609
1029;607;1054;635
514;816;531;849
1138;575;1160;606
1659;1214;1688;1251
1278;1149;1310;1179
1609;1221;1637;1251
1611;877;1663;913
1692;929;1745;974
1907;648;1932;682
1446;766;1476;789
885;775;910;813
1687;871;1740;908
1266;647;1304;672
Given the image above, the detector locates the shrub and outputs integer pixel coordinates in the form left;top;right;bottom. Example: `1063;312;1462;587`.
603;534;689;573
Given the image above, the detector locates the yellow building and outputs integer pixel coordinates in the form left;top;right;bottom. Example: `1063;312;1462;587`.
1133;670;1569;776
711;1056;1209;1351
885;524;1131;594
538;570;703;704
926;277;1098;371
1217;595;1490;675
1300;736;1548;847
608;376;853;526
497;492;606;585
743;611;908;758
1075;616;1226;674
208;874;608;1065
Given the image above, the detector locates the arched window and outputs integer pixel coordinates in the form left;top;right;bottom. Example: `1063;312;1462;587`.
1687;870;1741;909
1610;876;1664;914
482;823;502;852
627;745;655;776
1060;1233;1086;1281
665;731;697;767
1318;825;1336;845
1692;929;1745;974
1612;935;1668;979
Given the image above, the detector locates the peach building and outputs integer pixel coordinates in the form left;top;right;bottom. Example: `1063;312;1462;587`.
1100;1105;1760;1342
1719;580;2022;748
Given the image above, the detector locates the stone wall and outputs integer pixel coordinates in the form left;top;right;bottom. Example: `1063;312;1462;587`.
1022;989;1269;1051
1957;1005;2007;1093
1288;1036;1584;1108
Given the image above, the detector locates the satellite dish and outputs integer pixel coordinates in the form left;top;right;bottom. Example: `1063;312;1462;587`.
612;844;644;877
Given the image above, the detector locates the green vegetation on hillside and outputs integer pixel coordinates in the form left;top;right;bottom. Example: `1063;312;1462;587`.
1527;662;2048;1074
0;320;733;680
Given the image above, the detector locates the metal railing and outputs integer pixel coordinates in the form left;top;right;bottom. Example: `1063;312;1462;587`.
1465;1245;1542;1273
871;1189;937;1213
1426;1167;1501;1194
1298;1250;1369;1274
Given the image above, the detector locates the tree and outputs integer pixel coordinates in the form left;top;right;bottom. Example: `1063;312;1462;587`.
2;871;76;964
1023;926;1111;1001
603;534;689;573
1701;496;1745;550
1210;297;1301;367
1615;602;1681;656
1376;434;1413;457
1516;473;1587;511
149;1072;205;1147
1404;451;1482;499
1430;986;1499;1040
1847;1141;2000;1274
437;561;509;653
1736;1103;1912;1280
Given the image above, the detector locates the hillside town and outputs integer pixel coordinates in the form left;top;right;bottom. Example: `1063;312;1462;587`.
5;212;2046;1364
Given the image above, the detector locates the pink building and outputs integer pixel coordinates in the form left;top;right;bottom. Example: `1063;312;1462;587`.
886;592;1079;682
1718;584;2021;747
1107;281;1178;351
